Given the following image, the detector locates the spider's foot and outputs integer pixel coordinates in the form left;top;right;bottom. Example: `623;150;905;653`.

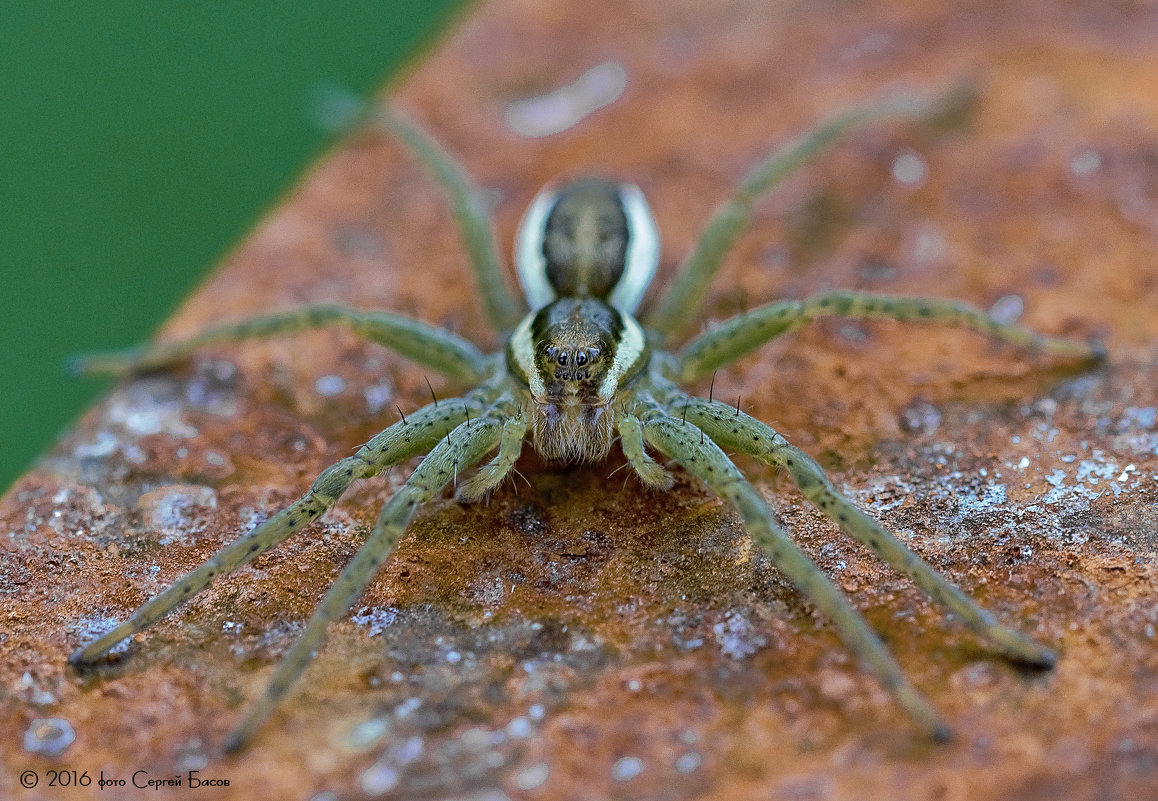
1066;336;1108;365
931;721;955;744
455;470;504;504
1035;334;1107;365
66;647;90;668
1088;338;1108;363
893;682;955;743
66;347;146;378
632;458;674;491
221;725;251;756
223;690;281;754
993;630;1057;670
68;627;132;667
68;645;116;671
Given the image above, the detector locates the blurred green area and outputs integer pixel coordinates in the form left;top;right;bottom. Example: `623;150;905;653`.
1;1;468;494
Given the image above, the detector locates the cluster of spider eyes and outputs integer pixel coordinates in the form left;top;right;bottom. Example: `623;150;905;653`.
544;345;601;367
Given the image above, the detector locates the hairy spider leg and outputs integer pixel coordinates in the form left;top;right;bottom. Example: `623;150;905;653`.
675;393;1056;666
635;398;952;741
647;88;970;340
69;305;490;385
371;106;527;332
616;413;674;490
69;393;490;667
224;406;509;752
675;289;1104;383
455;411;528;502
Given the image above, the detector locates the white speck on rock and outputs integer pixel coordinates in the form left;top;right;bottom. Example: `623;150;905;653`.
74;430;119;460
713;609;766;659
394;698;422;719
17;672;56;706
360;760;398;795
107;381;199;438
351;606;397;636
139;485;218;546
1070;149;1101;177
675;751;703;774
505;61;627;138
515;762;550;790
989;294;1025;325
506;716;533;739
611;756;645;782
363;380;394;414
24;718;75;757
891;150;926;185
315;374;346;397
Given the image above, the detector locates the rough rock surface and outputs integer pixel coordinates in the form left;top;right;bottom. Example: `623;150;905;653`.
4;1;1157;799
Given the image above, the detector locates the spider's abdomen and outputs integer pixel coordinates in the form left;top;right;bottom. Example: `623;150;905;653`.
514;178;660;314
507;297;649;463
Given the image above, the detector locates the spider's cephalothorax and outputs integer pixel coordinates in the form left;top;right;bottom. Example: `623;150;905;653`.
508;296;648;461
508;179;654;462
69;96;1103;752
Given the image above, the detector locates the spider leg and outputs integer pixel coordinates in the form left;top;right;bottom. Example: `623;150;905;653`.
675;289;1104;383
676;393;1056;666
370;106;527;333
69;393;488;667
455;411;527;503
646;88;968;340
616;412;674;490
223;406;507;752
70;305;490;384
635;398;951;740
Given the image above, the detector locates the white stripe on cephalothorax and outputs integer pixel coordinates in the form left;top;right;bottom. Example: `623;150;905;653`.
509;311;547;397
598;312;647;400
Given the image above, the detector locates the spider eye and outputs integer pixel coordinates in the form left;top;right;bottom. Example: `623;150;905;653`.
575;351;588;366
556;352;568;366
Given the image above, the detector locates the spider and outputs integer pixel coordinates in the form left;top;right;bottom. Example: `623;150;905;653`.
69;89;1102;753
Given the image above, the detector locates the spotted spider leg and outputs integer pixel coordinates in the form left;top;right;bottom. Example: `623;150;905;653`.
69;305;489;384
224;396;514;751
70;390;492;668
629;393;952;740
370;105;527;333
455;411;528;503
646;87;971;340
675;289;1103;383
616;413;674;490
668;391;1055;666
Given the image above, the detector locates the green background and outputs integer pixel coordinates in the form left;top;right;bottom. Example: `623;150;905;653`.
1;2;468;493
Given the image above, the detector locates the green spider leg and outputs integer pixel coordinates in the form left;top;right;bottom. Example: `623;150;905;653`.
674;289;1103;383
455;411;527;503
69;305;490;385
645;87;971;340
224;399;512;751
631;394;951;741
370;106;527;333
616;412;674;490
69;391;493;668
668;391;1055;666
